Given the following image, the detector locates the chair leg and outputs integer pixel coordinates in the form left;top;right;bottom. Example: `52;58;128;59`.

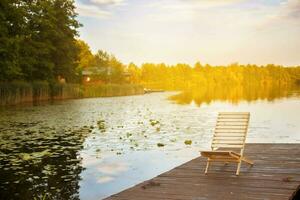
236;160;242;176
205;159;210;174
242;157;254;166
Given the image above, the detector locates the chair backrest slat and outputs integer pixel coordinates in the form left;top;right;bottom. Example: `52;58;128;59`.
211;112;250;150
211;144;244;149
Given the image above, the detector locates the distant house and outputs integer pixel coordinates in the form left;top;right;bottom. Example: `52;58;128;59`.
82;67;132;84
123;71;131;82
57;75;66;84
82;67;106;83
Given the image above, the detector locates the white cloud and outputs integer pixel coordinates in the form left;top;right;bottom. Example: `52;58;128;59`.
75;0;126;19
96;176;114;183
148;0;242;9
181;0;243;7
256;0;300;30
145;0;246;23
278;0;300;19
75;2;111;19
96;162;128;175
78;0;300;66
90;0;125;6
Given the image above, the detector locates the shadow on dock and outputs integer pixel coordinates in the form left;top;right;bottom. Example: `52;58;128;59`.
106;143;300;200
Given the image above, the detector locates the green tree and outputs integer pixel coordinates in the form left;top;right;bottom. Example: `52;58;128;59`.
109;55;125;84
50;0;81;82
76;40;95;70
0;0;25;81
0;0;81;82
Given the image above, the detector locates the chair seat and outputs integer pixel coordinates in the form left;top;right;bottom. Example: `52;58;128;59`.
201;150;241;161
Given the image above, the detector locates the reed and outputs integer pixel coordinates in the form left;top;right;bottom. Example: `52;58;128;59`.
83;84;144;98
0;81;32;106
50;83;83;100
0;82;144;106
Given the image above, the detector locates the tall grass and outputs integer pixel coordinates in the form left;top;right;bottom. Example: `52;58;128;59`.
50;83;83;100
0;82;144;106
83;84;144;98
0;81;32;106
32;81;50;102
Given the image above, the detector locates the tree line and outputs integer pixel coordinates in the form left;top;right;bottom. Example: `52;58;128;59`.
75;40;300;89
1;1;300;89
127;62;300;90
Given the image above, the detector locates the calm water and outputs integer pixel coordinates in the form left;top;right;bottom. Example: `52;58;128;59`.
0;85;300;199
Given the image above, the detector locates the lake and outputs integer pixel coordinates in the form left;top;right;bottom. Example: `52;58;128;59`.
0;85;300;199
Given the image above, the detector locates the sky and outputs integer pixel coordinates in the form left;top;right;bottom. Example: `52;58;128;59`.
75;0;300;66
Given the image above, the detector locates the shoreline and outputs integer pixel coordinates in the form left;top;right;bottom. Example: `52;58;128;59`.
0;82;144;107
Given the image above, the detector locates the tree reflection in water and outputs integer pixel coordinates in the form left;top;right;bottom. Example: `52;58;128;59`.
0;125;90;200
169;84;300;106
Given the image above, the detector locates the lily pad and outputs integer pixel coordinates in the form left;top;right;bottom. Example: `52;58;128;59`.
184;140;192;145
150;119;160;126
157;143;165;147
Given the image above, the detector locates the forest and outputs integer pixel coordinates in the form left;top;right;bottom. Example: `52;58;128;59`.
1;0;300;90
127;62;300;90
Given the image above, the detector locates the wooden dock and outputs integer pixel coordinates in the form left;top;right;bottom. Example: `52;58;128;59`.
106;144;300;200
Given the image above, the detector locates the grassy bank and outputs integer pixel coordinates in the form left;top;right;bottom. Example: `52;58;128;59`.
83;84;144;98
0;81;33;106
0;82;144;106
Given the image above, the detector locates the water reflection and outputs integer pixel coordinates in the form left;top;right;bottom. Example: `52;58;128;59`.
0;123;90;200
0;85;300;200
169;84;300;106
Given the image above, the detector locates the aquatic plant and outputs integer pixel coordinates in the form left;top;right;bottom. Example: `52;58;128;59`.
184;140;192;145
150;119;160;126
157;143;165;147
126;133;132;138
33;193;49;200
97;120;106;131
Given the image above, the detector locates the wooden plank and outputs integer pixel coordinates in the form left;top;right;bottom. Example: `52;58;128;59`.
218;116;249;118
214;133;246;137
217;119;249;122
215;127;247;130
212;141;244;145
201;151;233;156
214;134;246;137
214;134;246;136
213;137;245;140
216;125;248;128
105;144;300;200
211;144;244;148
215;126;248;129
215;130;247;133
216;122;249;126
219;112;250;115
218;116;250;119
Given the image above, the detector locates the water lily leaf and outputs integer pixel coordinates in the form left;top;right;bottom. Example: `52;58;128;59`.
150;119;159;126
184;140;192;145
157;143;165;147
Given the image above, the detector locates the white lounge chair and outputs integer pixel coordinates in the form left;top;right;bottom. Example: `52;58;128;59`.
201;112;254;175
